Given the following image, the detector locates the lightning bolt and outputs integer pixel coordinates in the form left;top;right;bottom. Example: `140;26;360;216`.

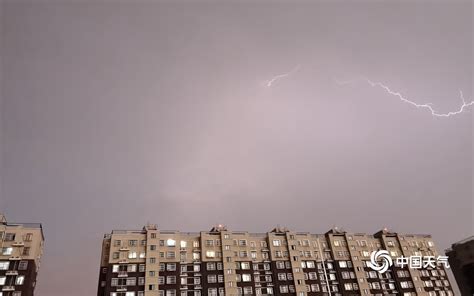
335;77;473;118
264;65;301;87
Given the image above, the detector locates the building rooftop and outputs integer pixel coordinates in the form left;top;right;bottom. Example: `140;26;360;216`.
104;225;434;239
0;213;45;240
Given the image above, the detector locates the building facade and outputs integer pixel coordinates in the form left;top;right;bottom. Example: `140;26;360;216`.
97;225;453;296
0;214;44;296
446;236;474;296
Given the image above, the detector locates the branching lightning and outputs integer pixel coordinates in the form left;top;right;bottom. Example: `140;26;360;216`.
335;77;473;118
264;65;301;87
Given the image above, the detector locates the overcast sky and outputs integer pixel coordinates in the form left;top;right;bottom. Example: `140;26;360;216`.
1;1;472;295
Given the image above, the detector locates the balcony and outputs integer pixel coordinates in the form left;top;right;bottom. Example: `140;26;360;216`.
12;242;24;247
2;286;14;291
6;270;18;275
117;271;128;277
8;256;22;261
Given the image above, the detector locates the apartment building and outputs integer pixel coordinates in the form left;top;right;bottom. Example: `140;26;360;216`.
446;236;474;296
97;225;453;296
0;214;44;296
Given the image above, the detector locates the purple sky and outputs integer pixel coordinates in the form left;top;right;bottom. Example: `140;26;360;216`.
1;1;472;295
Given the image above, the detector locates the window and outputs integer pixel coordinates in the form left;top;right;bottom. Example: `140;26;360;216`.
206;240;214;246
22;247;30;256
208;288;218;296
239;274;250;282
167;276;176;284
18;261;28;270
370;282;381;289
243;287;253;295
206;250;215;258
13;275;25;285
166;239;176;246
208;275;217;283
0;262;9;270
2;248;12;255
239;240;247;246
278;273;287;281
24;233;33;242
5;233;15;241
0;276;5;285
273;240;281;247
127;265;137;272
128;252;137;259
167;263;176;271
308;272;317;280
207;262;216;270
241;262;250;269
126;277;136;286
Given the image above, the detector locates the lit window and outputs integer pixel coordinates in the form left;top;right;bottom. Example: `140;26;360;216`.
242;274;251;282
15;276;25;285
166;239;176;247
2;248;12;256
128;252;137;259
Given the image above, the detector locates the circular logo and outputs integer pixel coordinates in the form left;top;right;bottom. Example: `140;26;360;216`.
367;250;393;273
